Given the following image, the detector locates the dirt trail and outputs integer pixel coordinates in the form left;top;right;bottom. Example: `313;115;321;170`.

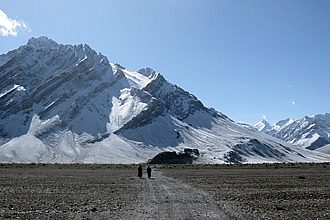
122;170;242;220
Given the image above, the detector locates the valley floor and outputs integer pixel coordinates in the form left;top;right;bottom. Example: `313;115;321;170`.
161;163;330;220
0;163;329;219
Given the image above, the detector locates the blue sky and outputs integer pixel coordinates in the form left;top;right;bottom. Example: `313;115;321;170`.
1;0;329;124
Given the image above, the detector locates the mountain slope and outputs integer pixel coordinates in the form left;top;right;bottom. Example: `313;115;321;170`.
255;119;271;133
1;37;329;163
255;114;330;151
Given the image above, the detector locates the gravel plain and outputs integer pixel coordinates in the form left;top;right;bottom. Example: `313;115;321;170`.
0;163;329;220
0;164;141;219
161;163;330;220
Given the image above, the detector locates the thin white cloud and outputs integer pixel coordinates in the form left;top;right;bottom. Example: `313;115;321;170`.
0;9;28;36
262;114;266;120
290;101;296;105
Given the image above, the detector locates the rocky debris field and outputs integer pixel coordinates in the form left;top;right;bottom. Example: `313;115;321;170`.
161;163;330;220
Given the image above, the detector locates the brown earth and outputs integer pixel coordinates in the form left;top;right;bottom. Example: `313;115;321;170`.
161;163;330;220
0;164;141;219
0;163;329;219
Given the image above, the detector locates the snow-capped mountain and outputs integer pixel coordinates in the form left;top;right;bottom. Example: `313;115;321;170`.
255;114;330;151
0;37;329;163
255;119;271;133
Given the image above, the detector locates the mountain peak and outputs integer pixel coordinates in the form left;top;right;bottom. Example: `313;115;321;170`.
1;37;329;164
256;119;270;125
257;113;330;151
114;63;126;70
255;119;271;132
138;67;157;78
27;36;59;48
313;113;330;119
275;118;293;127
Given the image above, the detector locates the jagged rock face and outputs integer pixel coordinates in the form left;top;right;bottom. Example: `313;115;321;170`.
255;114;330;151
142;74;205;120
0;37;329;163
0;37;115;143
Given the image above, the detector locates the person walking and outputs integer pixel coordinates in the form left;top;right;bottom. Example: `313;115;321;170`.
147;166;152;179
138;164;143;178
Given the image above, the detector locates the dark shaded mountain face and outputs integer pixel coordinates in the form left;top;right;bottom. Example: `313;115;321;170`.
0;37;329;163
255;114;330;152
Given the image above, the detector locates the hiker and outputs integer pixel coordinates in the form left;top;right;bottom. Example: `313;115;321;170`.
147;166;152;179
138;165;143;178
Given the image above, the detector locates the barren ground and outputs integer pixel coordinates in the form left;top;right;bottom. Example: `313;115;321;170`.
0;163;329;219
161;163;330;220
0;164;140;219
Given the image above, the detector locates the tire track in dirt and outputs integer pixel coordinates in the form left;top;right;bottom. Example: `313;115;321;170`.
123;170;234;220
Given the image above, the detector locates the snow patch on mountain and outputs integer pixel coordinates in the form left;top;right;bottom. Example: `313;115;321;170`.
317;144;330;154
0;37;329;163
255;119;271;132
255;114;330;152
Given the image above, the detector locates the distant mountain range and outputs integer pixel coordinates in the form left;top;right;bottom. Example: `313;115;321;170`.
255;114;330;154
0;37;329;163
